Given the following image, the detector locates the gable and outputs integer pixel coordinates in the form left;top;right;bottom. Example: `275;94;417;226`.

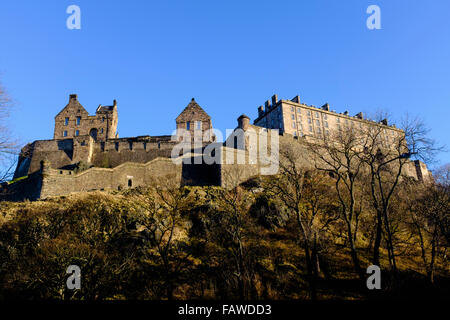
176;98;211;122
55;95;89;119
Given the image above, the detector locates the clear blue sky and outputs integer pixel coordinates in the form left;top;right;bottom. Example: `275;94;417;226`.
0;0;449;168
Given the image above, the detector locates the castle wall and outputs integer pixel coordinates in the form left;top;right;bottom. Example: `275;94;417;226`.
39;158;182;198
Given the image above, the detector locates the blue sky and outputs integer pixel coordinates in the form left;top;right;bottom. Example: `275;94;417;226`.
0;0;449;168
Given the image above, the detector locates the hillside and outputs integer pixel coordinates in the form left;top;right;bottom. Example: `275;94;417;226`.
0;175;448;300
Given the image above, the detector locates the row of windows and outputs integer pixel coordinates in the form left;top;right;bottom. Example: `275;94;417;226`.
62;128;104;137
64;116;106;126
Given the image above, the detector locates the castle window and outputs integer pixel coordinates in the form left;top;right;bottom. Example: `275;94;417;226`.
196;121;202;130
63;130;68;137
324;121;328;128
115;142;119;151
129;141;133;150
297;108;301;114
186;121;190;130
291;114;295;120
293;131;297;137
315;112;319;118
128;179;132;187
102;117;105;122
309;126;313;132
292;122;296;129
336;117;340;123
100;128;104;134
75;130;79;136
316;120;320;126
101;142;105;152
76;116;81;126
65;117;69;126
307;118;312;124
143;142;147;150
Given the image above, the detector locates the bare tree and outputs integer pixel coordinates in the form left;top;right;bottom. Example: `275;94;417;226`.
0;81;17;182
306;125;367;280
407;167;449;283
138;176;197;299
266;140;340;299
361;115;443;274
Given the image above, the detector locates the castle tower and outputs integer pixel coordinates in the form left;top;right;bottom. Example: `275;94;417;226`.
54;94;118;141
175;98;214;142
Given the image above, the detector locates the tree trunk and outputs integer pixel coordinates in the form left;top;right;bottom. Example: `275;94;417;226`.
373;210;383;266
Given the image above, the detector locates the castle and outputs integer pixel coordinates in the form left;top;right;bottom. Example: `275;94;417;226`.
0;94;431;201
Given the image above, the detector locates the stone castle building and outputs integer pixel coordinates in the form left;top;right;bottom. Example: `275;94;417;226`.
0;93;431;201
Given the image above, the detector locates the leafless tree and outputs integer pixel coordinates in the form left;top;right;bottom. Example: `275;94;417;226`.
407;166;449;283
266;141;339;299
0;81;17;182
306;125;368;280
361;114;443;274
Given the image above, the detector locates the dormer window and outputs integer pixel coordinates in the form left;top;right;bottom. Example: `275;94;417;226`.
65;117;69;126
76;116;81;126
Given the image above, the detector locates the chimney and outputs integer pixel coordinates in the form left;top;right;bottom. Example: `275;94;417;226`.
238;114;250;131
380;119;388;126
265;100;271;110
291;95;300;103
321;103;330;111
113;99;117;107
69;94;78;101
271;94;278;106
343;110;349;116
258;106;264;117
355;112;363;119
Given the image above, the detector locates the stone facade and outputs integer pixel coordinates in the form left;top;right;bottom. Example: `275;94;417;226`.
176;98;214;142
54;94;118;141
254;94;403;146
0;93;433;201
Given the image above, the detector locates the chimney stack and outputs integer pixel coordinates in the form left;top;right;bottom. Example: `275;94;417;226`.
291;95;300;103
69;94;77;101
321;103;330;111
356;112;363;119
265;100;271;110
258;106;264;117
271;94;278;106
